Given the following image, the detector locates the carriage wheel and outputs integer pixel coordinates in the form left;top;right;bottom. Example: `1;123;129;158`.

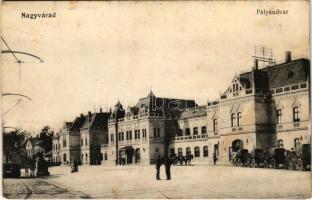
250;159;256;168
238;159;242;167
270;159;275;169
288;161;295;170
296;159;304;171
263;160;268;168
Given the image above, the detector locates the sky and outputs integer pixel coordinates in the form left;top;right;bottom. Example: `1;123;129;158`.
1;1;309;134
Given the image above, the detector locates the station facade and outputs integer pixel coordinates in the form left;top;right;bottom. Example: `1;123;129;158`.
53;52;311;166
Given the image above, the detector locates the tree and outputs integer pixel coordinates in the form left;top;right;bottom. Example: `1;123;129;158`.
3;130;27;163
39;125;53;154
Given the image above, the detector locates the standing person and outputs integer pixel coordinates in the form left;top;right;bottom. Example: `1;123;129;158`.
213;153;218;165
155;155;162;180
164;157;172;180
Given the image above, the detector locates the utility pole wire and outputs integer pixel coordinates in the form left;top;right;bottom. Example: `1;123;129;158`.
1;36;21;64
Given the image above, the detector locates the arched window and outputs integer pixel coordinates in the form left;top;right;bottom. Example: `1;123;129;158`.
178;148;183;156
201;126;207;134
203;146;208;157
177;129;183;137
293;107;300;122
81;154;84;162
185;128;191;136
104;152;108;160
231;113;236;127
85;154;88;162
135;148;140;163
194;146;200;157
186;147;191;156
213;119;218;132
63;153;67;162
193;127;198;135
294;138;300;148
111;134;114;142
276;109;282;124
237;112;242;127
277;139;283;148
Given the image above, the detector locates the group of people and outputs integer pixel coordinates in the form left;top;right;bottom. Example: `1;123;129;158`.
155;155;173;180
155;153;218;180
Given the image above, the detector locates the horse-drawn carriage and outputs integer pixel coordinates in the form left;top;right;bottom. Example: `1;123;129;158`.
263;147;286;169
232;149;250;166
249;149;265;168
285;144;311;171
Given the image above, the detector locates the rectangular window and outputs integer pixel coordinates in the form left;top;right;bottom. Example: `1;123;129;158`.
300;83;307;88
157;128;161;137
193;127;198;135
178;148;183;156
213;119;218;131
278;140;283;148
85;138;88;146
276;88;283;93
203;146;208;157
294;138;300;148
194;147;200;157
293;107;300;122
231;113;236;127
201;126;207;134
237;112;242;127
138;130;140;139
276;109;282;124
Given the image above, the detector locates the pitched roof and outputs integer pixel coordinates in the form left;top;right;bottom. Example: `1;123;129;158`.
70;115;86;131
262;59;309;89
238;58;309;90
178;106;207;120
136;92;197;116
26;137;43;146
81;112;110;130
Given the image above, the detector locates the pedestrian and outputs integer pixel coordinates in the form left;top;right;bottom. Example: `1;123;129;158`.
213;153;218;165
164;157;172;180
179;155;183;166
155;154;162;180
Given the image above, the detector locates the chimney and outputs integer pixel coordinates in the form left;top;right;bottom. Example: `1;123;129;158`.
253;59;258;70
99;108;103;113
80;113;83;118
285;51;291;63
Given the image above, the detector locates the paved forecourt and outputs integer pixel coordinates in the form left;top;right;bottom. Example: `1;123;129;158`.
43;164;311;199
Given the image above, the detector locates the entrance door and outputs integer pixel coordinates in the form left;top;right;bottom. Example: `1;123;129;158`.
126;148;134;164
232;139;243;152
214;144;219;157
135;149;140;163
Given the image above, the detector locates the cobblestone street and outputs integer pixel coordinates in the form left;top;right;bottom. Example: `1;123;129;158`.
3;178;90;199
4;165;310;199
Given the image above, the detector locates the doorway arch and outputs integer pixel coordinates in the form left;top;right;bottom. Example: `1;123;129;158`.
135;148;140;163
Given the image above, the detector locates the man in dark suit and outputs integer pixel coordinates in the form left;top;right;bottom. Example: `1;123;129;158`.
155;155;162;180
164;156;172;180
